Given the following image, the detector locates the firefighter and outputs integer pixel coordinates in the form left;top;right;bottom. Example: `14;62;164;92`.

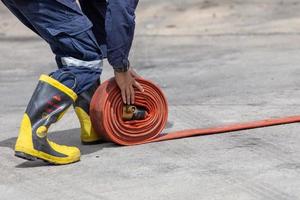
1;0;143;164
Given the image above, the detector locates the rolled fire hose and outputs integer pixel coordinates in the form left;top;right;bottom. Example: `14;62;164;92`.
90;78;300;145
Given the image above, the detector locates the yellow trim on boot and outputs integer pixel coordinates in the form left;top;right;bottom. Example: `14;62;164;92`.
75;107;101;143
39;75;77;101
15;114;80;165
15;114;34;151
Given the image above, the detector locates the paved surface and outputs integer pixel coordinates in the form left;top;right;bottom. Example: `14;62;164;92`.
1;0;300;199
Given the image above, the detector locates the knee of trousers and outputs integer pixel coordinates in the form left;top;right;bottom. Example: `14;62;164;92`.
52;29;104;69
50;30;103;94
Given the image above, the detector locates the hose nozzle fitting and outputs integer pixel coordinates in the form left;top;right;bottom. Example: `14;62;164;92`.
122;105;148;121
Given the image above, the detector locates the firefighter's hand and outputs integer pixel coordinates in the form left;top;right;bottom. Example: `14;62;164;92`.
114;68;144;105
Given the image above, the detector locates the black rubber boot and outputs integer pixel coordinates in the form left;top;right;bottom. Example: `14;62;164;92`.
15;75;80;165
74;80;101;144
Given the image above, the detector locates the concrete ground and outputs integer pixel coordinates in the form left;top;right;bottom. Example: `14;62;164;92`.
1;0;300;199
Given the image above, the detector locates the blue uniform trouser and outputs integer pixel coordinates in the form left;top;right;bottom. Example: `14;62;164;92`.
1;0;106;94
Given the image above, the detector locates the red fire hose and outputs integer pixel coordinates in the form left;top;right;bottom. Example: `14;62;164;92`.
90;78;300;145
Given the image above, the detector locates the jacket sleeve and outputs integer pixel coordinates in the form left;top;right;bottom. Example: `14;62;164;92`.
105;0;139;70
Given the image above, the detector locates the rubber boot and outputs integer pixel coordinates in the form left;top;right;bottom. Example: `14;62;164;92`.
74;81;101;144
14;75;80;165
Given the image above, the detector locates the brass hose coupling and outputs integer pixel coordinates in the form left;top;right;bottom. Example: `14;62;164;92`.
122;105;148;121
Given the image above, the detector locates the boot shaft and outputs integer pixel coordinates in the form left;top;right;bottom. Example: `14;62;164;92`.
26;75;77;137
74;80;101;143
74;80;99;114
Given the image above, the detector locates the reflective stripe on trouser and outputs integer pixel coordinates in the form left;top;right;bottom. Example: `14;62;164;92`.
1;0;103;94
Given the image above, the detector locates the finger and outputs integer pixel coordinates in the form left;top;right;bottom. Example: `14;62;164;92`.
133;80;144;93
121;89;126;104
125;88;131;105
130;86;135;104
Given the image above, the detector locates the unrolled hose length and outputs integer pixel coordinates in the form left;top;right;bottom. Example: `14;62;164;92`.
90;78;300;145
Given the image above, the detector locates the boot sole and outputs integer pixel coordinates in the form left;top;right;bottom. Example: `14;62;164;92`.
15;151;38;161
15;151;56;165
15;147;80;165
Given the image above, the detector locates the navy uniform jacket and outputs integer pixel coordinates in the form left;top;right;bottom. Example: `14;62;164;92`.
77;0;139;69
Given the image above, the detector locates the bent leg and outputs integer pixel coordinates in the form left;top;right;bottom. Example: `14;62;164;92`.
4;0;103;94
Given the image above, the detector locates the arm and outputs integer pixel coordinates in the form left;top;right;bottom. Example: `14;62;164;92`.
105;0;138;71
105;0;143;104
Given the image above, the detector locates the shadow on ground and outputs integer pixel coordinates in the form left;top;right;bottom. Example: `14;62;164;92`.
0;128;118;168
